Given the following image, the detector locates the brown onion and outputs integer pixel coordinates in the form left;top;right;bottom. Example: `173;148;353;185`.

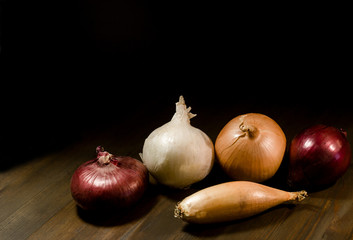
215;113;286;182
70;146;148;210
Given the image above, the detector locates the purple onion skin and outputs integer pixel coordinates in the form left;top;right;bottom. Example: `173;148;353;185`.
71;148;149;210
288;125;351;189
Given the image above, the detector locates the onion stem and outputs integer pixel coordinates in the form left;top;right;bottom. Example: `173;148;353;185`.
239;123;257;138
98;153;112;165
288;190;308;202
173;95;196;122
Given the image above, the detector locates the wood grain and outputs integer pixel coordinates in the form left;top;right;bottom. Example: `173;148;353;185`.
1;104;353;240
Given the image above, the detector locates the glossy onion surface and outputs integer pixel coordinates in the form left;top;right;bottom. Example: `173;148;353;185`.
288;125;351;189
215;113;286;182
71;147;149;210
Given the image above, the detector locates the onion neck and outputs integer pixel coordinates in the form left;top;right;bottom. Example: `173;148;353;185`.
98;153;112;165
340;128;348;138
96;146;112;166
239;123;258;138
171;96;196;123
288;190;308;202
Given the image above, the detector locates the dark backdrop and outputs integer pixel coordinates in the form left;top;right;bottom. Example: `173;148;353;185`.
0;1;350;164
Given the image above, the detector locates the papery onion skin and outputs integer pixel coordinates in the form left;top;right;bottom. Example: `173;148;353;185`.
140;96;214;189
288;125;351;189
70;147;149;210
215;113;286;182
175;181;307;224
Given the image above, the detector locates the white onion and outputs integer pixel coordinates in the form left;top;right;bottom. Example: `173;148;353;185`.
140;96;214;188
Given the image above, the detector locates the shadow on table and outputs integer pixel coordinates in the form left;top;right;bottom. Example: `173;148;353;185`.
76;185;159;226
181;206;284;237
181;201;321;238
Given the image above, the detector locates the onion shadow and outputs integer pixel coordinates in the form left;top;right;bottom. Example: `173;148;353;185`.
152;163;233;203
181;208;277;237
181;203;309;237
76;186;159;226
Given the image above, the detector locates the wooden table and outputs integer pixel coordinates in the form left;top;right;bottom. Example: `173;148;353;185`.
1;94;352;240
1;0;351;238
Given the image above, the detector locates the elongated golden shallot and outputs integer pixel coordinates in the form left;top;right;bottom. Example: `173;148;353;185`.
174;181;307;224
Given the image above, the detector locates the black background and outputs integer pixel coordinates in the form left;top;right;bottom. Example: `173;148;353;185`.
0;1;351;164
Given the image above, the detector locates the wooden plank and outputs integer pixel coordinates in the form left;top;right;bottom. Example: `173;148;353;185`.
0;144;90;223
28;188;163;240
1;104;353;239
0;140;107;239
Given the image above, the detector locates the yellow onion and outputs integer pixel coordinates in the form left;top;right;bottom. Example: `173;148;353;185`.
215;113;286;182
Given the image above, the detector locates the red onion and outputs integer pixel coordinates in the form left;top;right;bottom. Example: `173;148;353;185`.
70;146;148;210
288;125;351;189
